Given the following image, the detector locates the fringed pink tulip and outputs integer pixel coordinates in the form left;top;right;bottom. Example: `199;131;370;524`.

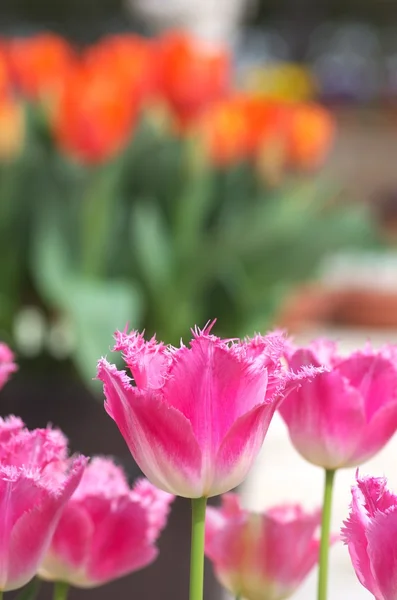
342;473;397;600
0;343;17;390
279;340;397;469
97;323;319;498
0;416;86;592
38;457;174;587
206;494;324;600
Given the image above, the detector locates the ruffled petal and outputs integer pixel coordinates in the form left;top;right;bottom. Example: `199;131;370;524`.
366;508;397;600
3;456;86;591
210;399;280;497
161;332;269;458
87;496;156;586
98;359;203;497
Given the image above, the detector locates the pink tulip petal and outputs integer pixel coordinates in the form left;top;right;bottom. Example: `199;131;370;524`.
347;401;397;467
98;360;203;496
113;330;170;389
342;476;388;599
279;371;366;469
366;508;397;600
162;333;269;454
4;456;86;591
131;478;174;542
0;417;24;445
46;503;93;575
205;494;328;600
260;506;321;586
337;353;397;420
0;343;17;391
211;399;280;497
87;496;156;586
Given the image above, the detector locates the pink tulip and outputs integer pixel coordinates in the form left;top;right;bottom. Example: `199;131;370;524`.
0;416;86;592
279;339;397;469
206;494;324;600
342;473;397;600
38;457;174;587
97;323;319;498
0;343;17;390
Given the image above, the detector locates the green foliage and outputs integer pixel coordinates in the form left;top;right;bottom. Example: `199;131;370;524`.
0;109;378;388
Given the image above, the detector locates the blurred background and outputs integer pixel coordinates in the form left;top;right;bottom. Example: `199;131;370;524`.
1;0;396;598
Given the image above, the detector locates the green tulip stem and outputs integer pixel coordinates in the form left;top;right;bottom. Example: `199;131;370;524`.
318;468;336;600
189;497;208;600
53;582;69;600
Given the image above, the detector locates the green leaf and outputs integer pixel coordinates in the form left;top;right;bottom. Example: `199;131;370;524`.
67;277;142;389
130;200;173;291
31;205;142;390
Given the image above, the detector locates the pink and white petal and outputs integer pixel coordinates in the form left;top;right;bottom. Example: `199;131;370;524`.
87;497;156;586
279;371;366;469
210;400;280;497
0;343;17;390
366;508;397;600
130;479;174;542
347;402;397;467
342;486;383;599
0;416;24;445
5;457;86;591
259;508;320;584
43;503;93;577
98;360;203;497
162;334;269;455
113;330;170;390
337;353;397;420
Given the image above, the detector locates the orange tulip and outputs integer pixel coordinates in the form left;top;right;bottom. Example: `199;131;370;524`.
83;34;157;105
196;95;290;167
287;103;335;170
0;96;25;161
156;31;230;128
196;96;250;166
7;33;76;102
52;65;137;164
0;44;10;98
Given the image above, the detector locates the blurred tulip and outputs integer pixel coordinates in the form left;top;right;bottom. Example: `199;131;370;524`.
0;417;86;591
287;103;335;170
195;96;251;165
196;95;289;167
0;45;10;97
97;324;320;498
39;457;174;587
206;494;326;600
156;31;230;127
342;473;397;600
279;340;397;469
83;34;157;106
0;342;17;389
0;96;25;161
52;65;137;163
7;34;76;102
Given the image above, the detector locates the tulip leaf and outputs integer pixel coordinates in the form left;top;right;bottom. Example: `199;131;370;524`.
66;277;142;389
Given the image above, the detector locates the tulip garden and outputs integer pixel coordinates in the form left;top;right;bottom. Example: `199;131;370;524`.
0;30;378;387
1;323;397;600
0;26;391;600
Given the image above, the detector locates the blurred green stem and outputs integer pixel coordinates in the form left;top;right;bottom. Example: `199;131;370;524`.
53;582;69;600
189;497;207;600
317;469;336;600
